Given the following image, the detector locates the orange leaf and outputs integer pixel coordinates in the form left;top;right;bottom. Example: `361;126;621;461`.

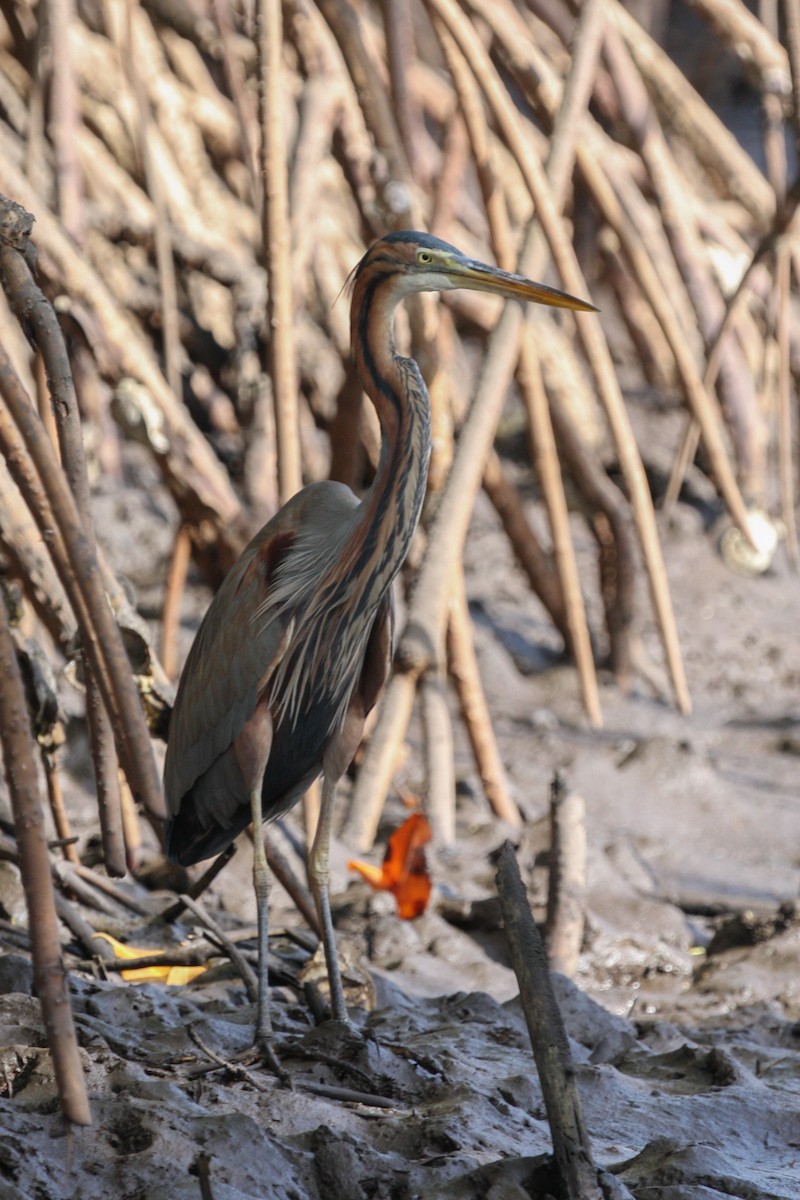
347;813;432;919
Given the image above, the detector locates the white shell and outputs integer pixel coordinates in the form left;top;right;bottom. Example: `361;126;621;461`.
720;508;782;576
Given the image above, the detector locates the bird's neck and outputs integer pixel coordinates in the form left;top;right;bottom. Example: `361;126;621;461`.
349;275;431;600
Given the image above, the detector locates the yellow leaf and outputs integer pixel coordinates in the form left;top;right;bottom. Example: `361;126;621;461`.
165;966;207;986
92;932;207;986
118;964;172;983
347;859;387;889
93;931;157;961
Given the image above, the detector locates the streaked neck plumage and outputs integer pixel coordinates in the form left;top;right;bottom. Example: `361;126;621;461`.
266;254;432;731
346;266;432;605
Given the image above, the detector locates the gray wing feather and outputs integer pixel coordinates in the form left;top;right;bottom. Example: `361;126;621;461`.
163;481;360;822
163;547;288;818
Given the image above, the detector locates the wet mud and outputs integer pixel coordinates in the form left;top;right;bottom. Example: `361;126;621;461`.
0;415;798;1199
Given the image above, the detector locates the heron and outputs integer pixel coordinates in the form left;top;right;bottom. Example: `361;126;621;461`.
163;230;594;1064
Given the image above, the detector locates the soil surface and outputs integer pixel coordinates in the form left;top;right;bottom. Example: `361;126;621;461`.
0;400;798;1200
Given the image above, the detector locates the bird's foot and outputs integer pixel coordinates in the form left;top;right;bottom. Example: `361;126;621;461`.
190;1023;292;1090
279;1021;382;1096
303;976;361;1031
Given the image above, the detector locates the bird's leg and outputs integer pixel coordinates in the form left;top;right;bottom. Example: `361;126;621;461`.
234;700;283;1071
308;771;349;1024
249;787;284;1073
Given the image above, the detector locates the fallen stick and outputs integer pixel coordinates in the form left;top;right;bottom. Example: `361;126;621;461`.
54;892;116;962
496;840;601;1200
179;893;259;1003
420;669;456;844
0;216;127;874
161;524;192;681
544;772;587;979
99;943;216;971
0;597;91;1125
70;863;151;916
434;0;693;719
777;248;798;566
53;861;129;918
258;0;302;505
44;755;80;865
437;10;600;728
0;165;247;564
446;564;520;828
0;328;164;821
481;451;569;648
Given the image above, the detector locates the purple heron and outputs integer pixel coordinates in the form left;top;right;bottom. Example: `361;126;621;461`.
164;230;594;1063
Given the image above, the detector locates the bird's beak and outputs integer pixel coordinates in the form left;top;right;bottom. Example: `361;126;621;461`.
451;259;597;312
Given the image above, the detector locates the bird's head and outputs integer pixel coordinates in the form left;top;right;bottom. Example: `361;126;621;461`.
351;230;597;312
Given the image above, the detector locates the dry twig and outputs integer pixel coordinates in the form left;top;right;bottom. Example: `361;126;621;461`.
544;772;587;979
258;0;301;506
496;841;601;1200
0;593;90;1126
446;565;520;828
179;893;260;1001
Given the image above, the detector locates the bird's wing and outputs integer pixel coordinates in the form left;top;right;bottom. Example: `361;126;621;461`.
163;482;360;819
163;523;297;817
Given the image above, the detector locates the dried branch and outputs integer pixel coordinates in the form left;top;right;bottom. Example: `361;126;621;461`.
44;757;80;865
439;0;692;718
0;224;127;875
48;0;84;242
0;164;248;565
0;453;74;645
549;397;636;686
447;565;520;828
211;0;261;211
608;0;775;226
784;0;800;146
683;0;791;91
161;523;192;681
664;173;800;509
0;589;90;1126
496;841;601;1200
156;844;236;924
179;894;259;1002
314;0;415;220
481;451;569;648
421;669;456;844
380;0;419;170
0;266;164;820
544;772;586;978
777;247;798;565
258;0;302;505
123;0;183;405
519;350;601;727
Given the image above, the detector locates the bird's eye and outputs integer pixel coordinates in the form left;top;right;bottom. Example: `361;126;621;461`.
418;250;433;264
